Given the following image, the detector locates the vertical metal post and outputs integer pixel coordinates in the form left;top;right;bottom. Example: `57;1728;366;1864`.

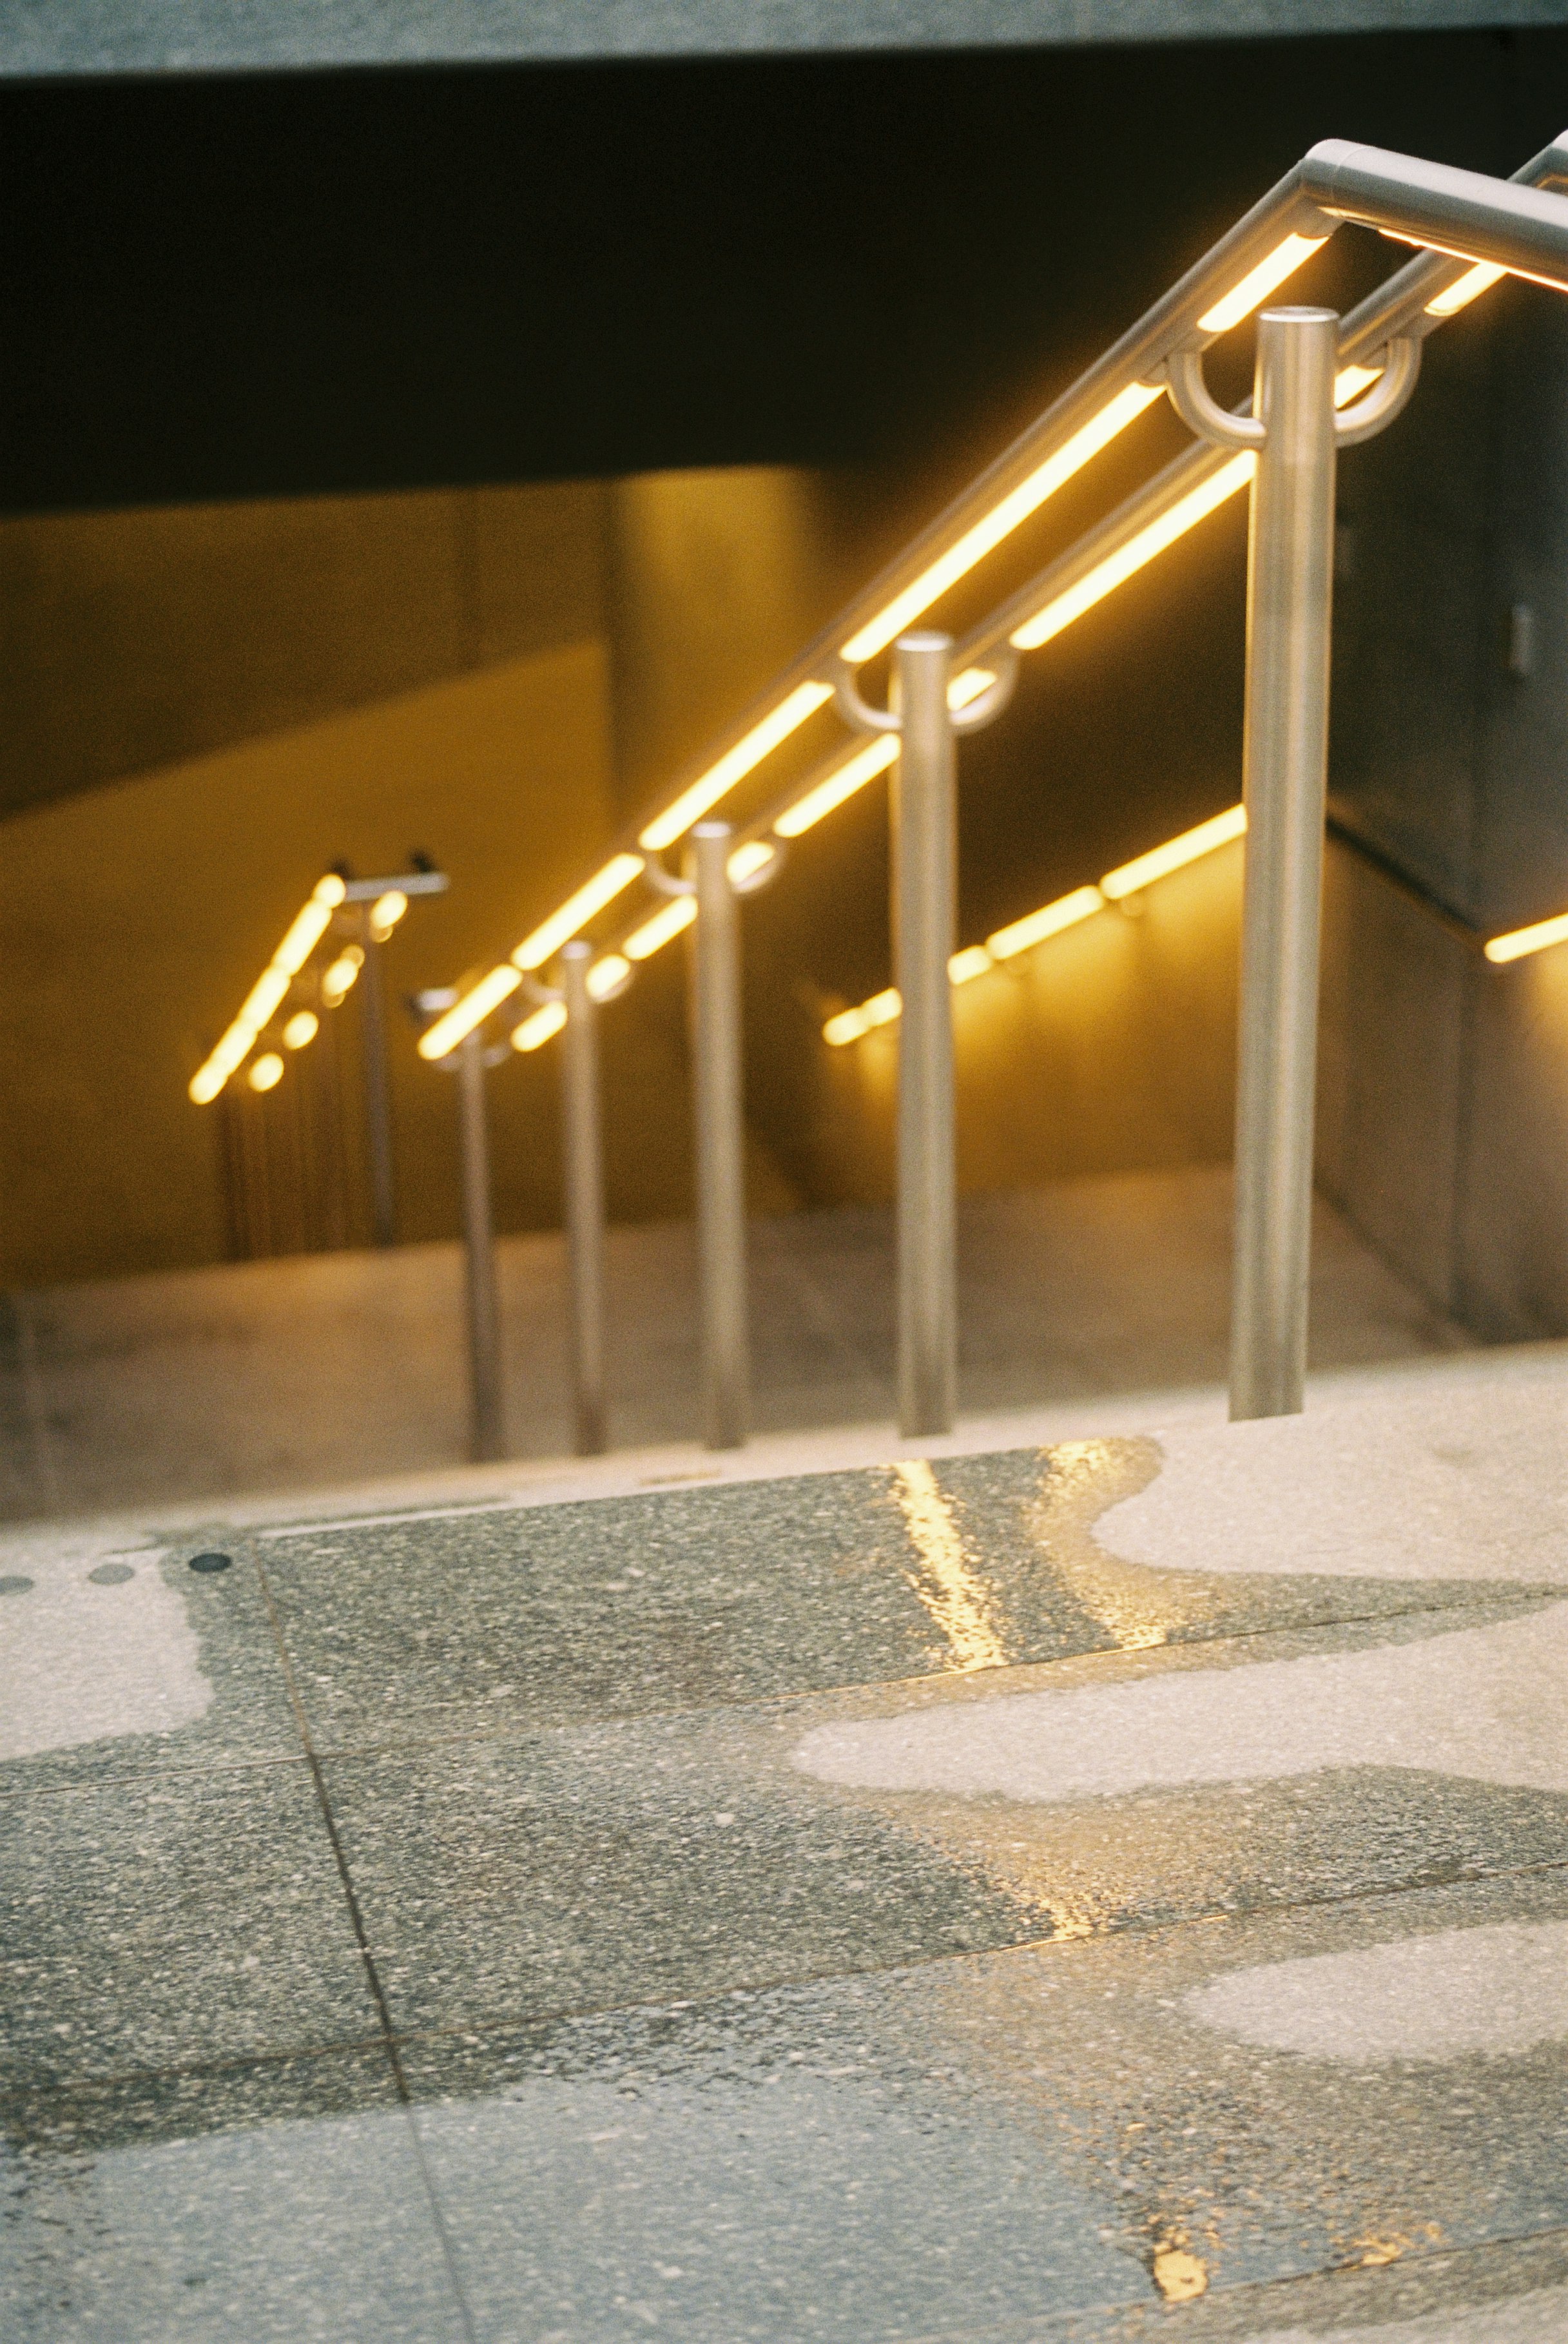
1229;307;1339;1422
688;822;749;1449
559;943;608;1457
457;1027;505;1462
360;919;397;1249
893;632;958;1439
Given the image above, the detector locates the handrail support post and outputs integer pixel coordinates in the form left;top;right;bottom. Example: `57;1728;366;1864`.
559;942;609;1456
893;633;960;1440
688;822;750;1449
1230;306;1340;1421
457;1027;506;1462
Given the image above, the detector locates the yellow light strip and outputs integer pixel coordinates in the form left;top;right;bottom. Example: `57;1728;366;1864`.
1101;803;1246;898
775;738;898;837
947;666;996;709
282;1010;319;1051
727;840;777;886
1197;231;1329;334
586;953;632;1001
1384;233;1568;297
1484;911;1568;964
514;853;646;972
822;794;1254;1044
189;872;347;1105
841;383;1164;667
418;963;523;1059
624;895;697;959
248;1052;284;1093
1425;258;1507;317
639;682;835;852
511;1000;568;1051
370;888;409;940
987;884;1107;962
1010;452;1257;652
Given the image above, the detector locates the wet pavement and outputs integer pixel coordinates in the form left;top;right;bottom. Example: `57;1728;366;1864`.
5;1364;1568;2339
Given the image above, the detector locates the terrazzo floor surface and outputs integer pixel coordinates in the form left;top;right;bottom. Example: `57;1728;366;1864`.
6;1363;1568;2339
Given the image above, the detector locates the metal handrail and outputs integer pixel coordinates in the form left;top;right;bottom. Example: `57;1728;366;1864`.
421;129;1568;1457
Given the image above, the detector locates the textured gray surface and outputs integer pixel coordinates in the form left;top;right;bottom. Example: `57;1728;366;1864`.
7;0;1568;80
8;1382;1568;2334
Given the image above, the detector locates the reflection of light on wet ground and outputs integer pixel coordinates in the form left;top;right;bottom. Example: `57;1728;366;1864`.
889;1460;1007;1672
1187;1918;1568;2062
1023;1437;1230;1652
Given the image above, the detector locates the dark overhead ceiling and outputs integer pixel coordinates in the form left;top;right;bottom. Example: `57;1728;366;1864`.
1;24;1563;514
6;0;1568;79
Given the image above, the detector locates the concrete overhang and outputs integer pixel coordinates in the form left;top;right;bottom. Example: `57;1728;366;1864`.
7;0;1568;82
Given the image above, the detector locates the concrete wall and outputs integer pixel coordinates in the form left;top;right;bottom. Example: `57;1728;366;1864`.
793;838;1243;1206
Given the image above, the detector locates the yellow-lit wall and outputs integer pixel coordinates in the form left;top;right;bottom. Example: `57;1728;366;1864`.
0;643;624;1287
801;839;1244;1204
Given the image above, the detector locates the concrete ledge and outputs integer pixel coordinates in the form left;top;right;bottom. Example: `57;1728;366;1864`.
7;0;1568;83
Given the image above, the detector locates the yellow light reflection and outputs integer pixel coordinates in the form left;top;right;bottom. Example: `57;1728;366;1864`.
248;1052;284;1093
513;853;645;972
282;1010;319;1051
1101;804;1245;899
840;383;1164;666
775;737;898;837
1485;911;1568;964
417;963;523;1058
1197;231;1329;334
511;1000;568;1051
1010;454;1256;652
891;1460;1007;1672
624;896;697;960
638;682;835;851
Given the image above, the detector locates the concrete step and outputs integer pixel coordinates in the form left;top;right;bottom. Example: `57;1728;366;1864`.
0;1162;1466;1523
3;1350;1567;2337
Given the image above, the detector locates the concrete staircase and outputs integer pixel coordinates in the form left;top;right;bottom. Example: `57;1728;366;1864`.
0;1163;1465;1523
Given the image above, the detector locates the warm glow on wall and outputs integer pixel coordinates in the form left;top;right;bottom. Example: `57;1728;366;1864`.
825;799;1247;1043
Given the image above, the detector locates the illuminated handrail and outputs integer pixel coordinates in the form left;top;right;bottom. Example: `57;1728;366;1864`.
418;132;1568;1050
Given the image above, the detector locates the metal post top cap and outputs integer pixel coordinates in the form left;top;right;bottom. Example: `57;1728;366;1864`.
559;939;594;960
1257;305;1339;325
895;630;954;651
692;820;733;838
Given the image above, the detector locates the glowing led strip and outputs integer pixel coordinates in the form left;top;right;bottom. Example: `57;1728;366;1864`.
823;811;1246;1043
428;218;1513;1043
189;873;346;1103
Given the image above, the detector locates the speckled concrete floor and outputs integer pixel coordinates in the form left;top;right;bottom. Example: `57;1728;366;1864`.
5;1367;1568;2340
